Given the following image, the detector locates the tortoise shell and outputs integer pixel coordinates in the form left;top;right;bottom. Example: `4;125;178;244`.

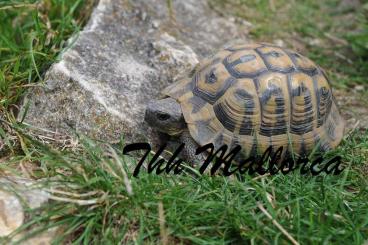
162;43;345;158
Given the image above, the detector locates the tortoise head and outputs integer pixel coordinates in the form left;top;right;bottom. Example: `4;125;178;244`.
144;97;186;136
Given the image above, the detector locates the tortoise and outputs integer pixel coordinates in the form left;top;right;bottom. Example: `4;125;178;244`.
144;42;345;164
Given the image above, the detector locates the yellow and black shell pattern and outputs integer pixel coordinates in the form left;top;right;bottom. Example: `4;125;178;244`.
162;43;345;158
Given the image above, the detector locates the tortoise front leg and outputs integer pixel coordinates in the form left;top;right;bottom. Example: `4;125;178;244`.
179;130;208;166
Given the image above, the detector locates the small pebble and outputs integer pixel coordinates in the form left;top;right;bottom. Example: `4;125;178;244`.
140;11;147;21
274;39;285;47
152;20;160;29
240;19;253;28
354;85;364;91
309;38;322;46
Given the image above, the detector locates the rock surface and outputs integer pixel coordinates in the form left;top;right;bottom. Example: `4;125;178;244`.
20;0;250;143
0;190;24;237
0;177;49;238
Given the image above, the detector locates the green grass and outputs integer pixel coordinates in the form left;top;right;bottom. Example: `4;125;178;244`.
1;127;368;244
0;0;93;119
0;0;368;244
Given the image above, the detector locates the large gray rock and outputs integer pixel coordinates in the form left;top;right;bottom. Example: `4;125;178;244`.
20;0;250;143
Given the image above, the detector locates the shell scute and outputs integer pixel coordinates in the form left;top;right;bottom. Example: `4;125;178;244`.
255;46;295;73
223;49;268;78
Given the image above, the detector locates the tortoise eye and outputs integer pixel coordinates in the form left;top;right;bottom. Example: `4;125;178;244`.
157;112;171;121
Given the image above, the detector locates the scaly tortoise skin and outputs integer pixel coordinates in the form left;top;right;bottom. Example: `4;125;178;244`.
147;43;345;162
